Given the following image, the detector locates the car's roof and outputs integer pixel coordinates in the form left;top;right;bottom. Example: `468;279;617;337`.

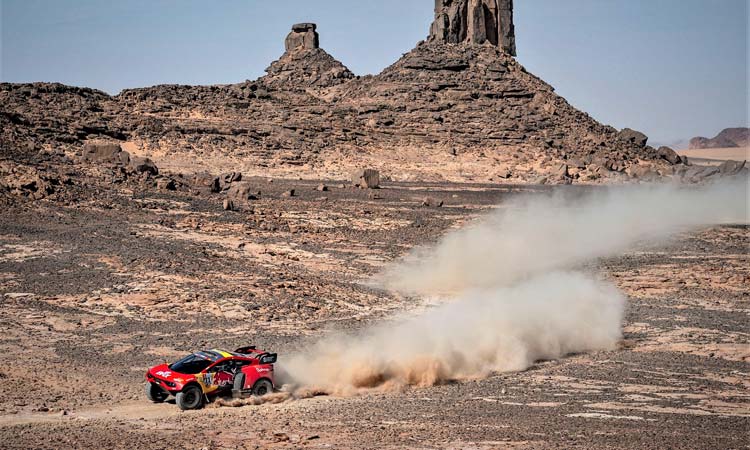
193;349;233;362
193;349;259;361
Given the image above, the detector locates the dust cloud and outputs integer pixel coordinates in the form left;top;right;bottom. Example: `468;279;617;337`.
277;180;748;393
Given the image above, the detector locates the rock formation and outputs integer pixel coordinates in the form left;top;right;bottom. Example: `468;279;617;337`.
0;6;696;185
430;0;516;56
689;127;749;149
263;24;354;88
285;23;319;52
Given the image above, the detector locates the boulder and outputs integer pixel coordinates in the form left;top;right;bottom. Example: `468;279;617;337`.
128;157;159;176
226;182;260;209
82;142;128;164
627;164;658;181
657;146;682;165
683;166;720;183
617;128;648;148
156;177;176;190
718;160;746;176
352;169;381;189
554;163;570;179
219;172;242;191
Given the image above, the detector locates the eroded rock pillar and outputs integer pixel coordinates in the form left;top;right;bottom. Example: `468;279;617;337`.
430;0;516;56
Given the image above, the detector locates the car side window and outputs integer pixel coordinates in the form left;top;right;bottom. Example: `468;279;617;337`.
208;362;229;373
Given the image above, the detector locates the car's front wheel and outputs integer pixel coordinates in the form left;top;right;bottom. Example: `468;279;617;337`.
175;385;203;410
252;379;273;397
145;382;168;403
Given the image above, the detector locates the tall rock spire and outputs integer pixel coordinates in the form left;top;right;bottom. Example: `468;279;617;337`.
429;0;516;56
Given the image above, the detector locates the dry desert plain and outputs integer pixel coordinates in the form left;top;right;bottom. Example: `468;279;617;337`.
0;175;748;450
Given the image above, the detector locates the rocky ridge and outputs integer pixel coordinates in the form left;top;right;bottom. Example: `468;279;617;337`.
689;127;749;150
1;2;739;187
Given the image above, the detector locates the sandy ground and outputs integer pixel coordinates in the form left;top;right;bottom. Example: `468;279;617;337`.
678;147;749;164
0;179;748;449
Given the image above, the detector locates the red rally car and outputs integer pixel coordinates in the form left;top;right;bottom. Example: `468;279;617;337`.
145;346;277;410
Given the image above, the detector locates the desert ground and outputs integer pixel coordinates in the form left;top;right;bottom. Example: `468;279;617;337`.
678;147;750;165
0;177;748;450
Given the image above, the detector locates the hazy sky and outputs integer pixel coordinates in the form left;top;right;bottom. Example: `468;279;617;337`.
1;0;747;146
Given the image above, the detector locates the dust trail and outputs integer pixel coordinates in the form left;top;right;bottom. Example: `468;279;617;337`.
379;180;748;296
277;179;748;393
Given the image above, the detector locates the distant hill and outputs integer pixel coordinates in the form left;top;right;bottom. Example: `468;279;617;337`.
689;128;749;150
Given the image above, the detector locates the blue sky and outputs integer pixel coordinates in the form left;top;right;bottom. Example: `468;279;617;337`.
1;0;747;146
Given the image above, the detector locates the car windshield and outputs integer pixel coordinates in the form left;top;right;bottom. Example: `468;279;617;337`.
168;354;214;374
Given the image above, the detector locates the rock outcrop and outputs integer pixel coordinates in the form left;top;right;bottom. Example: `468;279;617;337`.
689;127;749;149
285;23;319;52
263;24;354;88
430;0;516;56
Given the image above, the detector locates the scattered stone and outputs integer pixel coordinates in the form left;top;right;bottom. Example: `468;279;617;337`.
533;176;548;185
282;189;296;198
421;197;444;207
223;199;235;211
316;184;328;191
156;177;176;190
367;191;382;200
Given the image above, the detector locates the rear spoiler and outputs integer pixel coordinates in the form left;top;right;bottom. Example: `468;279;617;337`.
258;353;277;365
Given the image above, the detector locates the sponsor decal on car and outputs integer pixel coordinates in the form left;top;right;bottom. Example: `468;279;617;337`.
156;370;172;378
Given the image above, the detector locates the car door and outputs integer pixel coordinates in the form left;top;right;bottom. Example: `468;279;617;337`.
201;360;234;393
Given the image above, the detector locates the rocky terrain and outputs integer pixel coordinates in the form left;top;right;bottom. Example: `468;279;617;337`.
689;128;749;150
0;173;748;449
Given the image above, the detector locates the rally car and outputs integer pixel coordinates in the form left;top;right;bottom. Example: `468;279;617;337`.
145;346;277;410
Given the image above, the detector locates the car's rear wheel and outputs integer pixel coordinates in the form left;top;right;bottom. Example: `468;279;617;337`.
145;382;168;403
252;379;273;397
175;385;203;410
